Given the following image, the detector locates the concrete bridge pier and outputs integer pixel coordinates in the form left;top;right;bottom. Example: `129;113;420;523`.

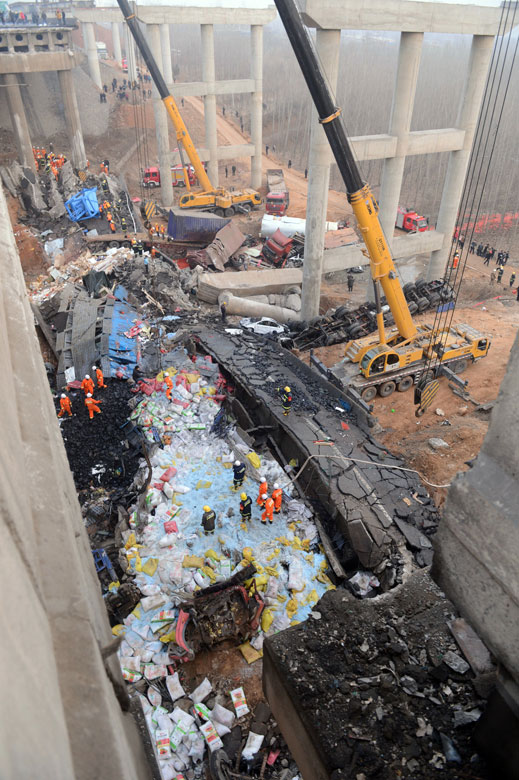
58;69;87;169
3;73;36;174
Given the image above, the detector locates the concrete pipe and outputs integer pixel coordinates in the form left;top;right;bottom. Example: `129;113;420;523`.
219;292;300;324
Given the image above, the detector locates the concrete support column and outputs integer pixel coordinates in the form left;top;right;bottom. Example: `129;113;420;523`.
124;23;138;84
378;32;423;240
58;70;87;170
250;24;263;191
301;29;341;321
427;34;494;280
147;24;173;208
3;73;36;174
111;22;122;65
160;23;173;86
201;23;218;186
82;21;102;91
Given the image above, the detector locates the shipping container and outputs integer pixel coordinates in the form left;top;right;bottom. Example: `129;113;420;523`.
167;208;230;242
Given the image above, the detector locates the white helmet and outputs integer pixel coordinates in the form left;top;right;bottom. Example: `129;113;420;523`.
274;483;279;489
61;393;66;398
85;374;90;379
87;393;92;398
92;365;97;370
235;460;241;466
261;493;268;500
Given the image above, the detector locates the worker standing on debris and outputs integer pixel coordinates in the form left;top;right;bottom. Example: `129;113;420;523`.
92;365;106;389
261;494;274;525
121;217;127;232
81;374;95;395
510;272;516;288
85;392;102;419
58;393;72;417
280;386;292;416
159;224;166;238
347;273;354;292
232;460;246;490
164;372;173;400
257;475;268;507
201;505;216;535
497;266;504;284
220;300;228;322
272;483;283;514
239;492;252;523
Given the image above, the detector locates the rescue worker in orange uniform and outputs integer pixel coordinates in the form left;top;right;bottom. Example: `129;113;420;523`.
151;246;158;259
92;365;106;389
272;482;283;514
58;393;72;417
261;494;274;525
109;221;116;233
85;392;102;419
159;224;166;238
81;374;95;395
257;476;268;507
164;373;173;400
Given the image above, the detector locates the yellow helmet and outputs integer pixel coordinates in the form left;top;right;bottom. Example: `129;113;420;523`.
284;386;291;392
240;492;247;500
203;505;210;512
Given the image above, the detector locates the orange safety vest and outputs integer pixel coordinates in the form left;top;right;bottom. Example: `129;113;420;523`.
272;488;283;511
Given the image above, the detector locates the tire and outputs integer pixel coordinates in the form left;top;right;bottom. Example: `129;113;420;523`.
349;325;364;339
241;203;252;213
334;305;350;319
378;380;396;397
403;282;416;296
361;386;377;402
416;296;430;312
428;292;440;305
309;316;324;327
451;358;469;374
122;240;131;248
109;240;119;248
397;376;414;392
408;301;418;315
213;207;224;217
224;207;235;217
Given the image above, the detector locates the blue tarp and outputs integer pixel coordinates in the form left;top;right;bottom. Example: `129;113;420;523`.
107;285;139;377
65;187;99;221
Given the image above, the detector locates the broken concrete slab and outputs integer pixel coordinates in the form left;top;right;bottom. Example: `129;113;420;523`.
394;516;433;550
449;618;494;675
197;268;304;304
348;517;390;568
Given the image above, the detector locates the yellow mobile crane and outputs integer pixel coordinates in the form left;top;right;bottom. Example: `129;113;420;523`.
117;0;262;217
275;0;490;415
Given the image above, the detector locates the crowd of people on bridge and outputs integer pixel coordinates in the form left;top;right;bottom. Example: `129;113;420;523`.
0;7;69;26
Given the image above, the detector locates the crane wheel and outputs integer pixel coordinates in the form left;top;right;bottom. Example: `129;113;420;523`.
224;207;235;217
452;358;469;374
397;376;414;392
378;380;396;397
361;386;377;402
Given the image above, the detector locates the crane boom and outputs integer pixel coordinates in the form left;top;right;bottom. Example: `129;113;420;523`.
274;0;417;343
117;0;213;193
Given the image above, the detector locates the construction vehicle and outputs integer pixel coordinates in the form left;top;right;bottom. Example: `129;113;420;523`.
396;206;429;232
142;164;196;189
117;0;262;217
274;0;490;415
265;169;290;216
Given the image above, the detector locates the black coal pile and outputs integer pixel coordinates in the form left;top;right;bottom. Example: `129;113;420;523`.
57;379;140;497
266;569;495;779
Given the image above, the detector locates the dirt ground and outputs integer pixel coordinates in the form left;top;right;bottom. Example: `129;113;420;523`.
307;263;519;507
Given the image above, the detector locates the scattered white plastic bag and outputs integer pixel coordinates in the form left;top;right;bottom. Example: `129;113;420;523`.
230;687;249;718
144;663;167;681
200;721;223;753
242;732;264;760
166;672;186;702
141;593;167;612
211;703;235;729
213;720;231;737
148;687;162;707
190;677;212;703
287;556;305;592
120;656;142;682
156;729;171;760
188;736;205;763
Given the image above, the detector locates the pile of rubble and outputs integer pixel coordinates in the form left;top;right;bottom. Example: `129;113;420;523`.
265;569;495;779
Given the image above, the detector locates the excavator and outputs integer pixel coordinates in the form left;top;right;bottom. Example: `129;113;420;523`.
274;0;491;416
117;0;262;217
